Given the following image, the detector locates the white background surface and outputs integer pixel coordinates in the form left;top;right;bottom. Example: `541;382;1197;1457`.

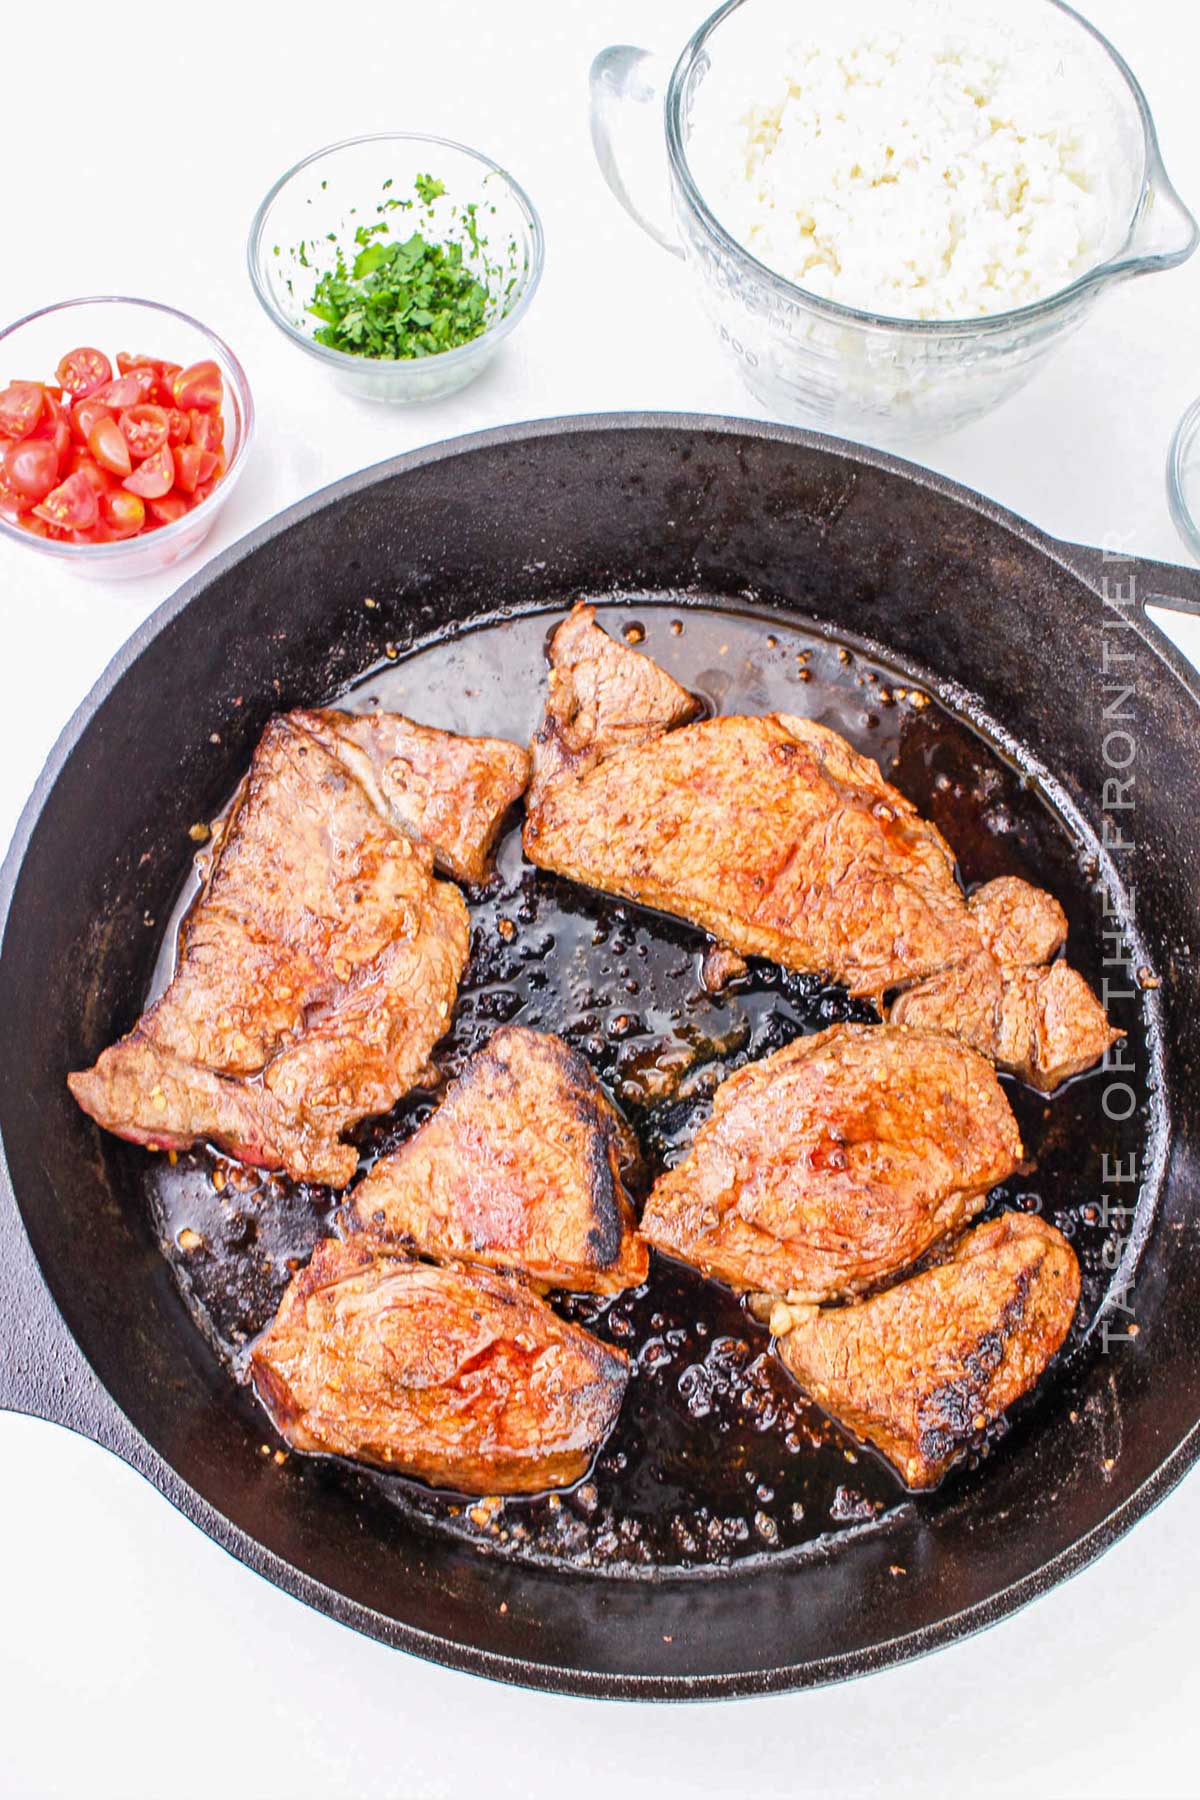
2;2;1199;1795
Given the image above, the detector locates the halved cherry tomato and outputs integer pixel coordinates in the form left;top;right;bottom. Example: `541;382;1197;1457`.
33;469;100;530
119;404;169;460
116;353;180;406
29;394;71;468
122;441;174;498
31;386;65;431
88;415;133;479
172;444;218;494
124;365;160;403
100;488;146;538
93;374;146;410
0;381;45;439
157;363;183;406
0;462;32;514
55;348;112;400
165;407;190;445
172;361;222;410
4;437;61;503
70;397;113;445
62;447;117;496
146;492;189;526
116;352;161;376
188;409;224;452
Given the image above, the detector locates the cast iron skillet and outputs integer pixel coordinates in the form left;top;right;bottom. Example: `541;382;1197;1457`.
1;415;1199;1700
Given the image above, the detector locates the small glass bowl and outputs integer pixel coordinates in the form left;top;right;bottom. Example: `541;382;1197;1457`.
247;132;544;405
1168;396;1200;563
0;296;254;581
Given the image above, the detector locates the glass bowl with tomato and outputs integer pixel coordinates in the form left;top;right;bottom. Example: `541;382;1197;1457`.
0;297;254;579
247;133;544;404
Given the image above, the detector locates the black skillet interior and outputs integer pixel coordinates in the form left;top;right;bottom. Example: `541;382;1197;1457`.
1;416;1199;1697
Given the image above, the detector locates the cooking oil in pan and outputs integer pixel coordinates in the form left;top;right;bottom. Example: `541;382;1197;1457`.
146;601;1152;1575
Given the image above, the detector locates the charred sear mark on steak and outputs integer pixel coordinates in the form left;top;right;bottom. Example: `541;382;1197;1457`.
68;709;527;1187
773;1212;1080;1488
248;1236;629;1494
641;1022;1023;1302
344;1025;647;1294
524;605;1118;1088
915;1277;1032;1469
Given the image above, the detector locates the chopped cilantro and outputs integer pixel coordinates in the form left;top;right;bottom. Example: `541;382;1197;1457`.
295;170;502;361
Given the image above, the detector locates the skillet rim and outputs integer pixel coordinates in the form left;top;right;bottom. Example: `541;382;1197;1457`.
1;409;1198;1701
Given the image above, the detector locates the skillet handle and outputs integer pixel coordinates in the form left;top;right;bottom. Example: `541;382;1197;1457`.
1055;539;1200;618
0;1176;138;1460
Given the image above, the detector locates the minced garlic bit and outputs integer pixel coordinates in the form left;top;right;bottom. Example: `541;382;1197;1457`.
693;3;1117;320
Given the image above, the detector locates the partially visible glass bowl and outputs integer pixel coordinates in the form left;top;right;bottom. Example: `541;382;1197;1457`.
248;132;544;405
591;0;1198;444
0;296;254;580
1168;396;1200;563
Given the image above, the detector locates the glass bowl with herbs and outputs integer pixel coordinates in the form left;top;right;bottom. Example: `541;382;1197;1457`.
248;132;543;404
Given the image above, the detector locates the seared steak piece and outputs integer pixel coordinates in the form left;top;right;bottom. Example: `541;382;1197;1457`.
249;1236;629;1493
531;599;700;787
346;1026;648;1293
294;708;529;884
640;1024;1022;1301
888;875;1119;1090
526;607;976;996
68;707;527;1186
524;606;1116;1087
772;1211;1080;1488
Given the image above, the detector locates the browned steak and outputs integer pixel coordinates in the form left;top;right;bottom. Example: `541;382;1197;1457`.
526;607;975;996
249;1236;629;1493
294;708;529;884
346;1025;648;1294
887;875;1119;1090
773;1211;1080;1488
68;708;523;1186
641;1023;1022;1301
524;605;1117;1087
530;600;699;788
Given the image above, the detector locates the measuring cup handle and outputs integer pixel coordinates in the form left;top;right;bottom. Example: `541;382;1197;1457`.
589;45;686;260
